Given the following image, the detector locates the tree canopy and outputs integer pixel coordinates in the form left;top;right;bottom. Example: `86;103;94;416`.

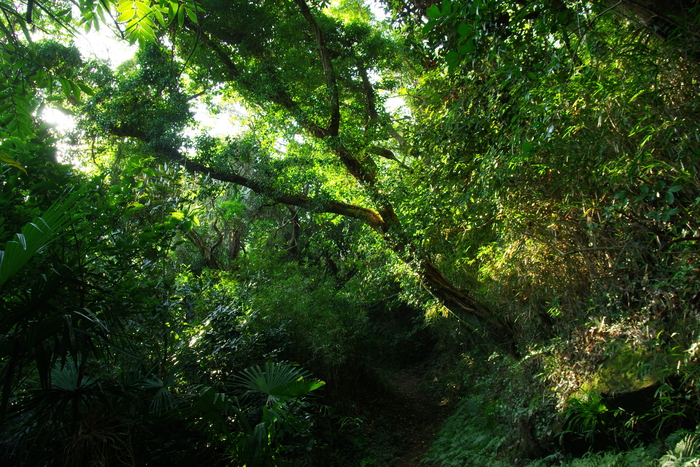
2;0;700;465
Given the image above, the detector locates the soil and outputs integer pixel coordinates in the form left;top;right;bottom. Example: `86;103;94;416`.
385;366;451;467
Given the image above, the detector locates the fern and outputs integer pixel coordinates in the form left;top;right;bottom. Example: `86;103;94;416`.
659;434;700;467
425;395;510;467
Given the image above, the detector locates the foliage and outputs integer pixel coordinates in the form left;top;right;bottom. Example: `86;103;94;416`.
79;42;192;158
237;362;325;405
392;1;700;454
528;448;657;467
3;0;700;464
427;385;700;467
243;260;369;370
0;189;83;287
185;362;324;467
561;392;609;445
425;393;511;466
658;433;700;467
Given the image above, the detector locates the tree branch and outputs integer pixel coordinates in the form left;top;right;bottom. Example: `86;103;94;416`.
385;121;409;153
358;65;379;126
197;27;330;138
182;159;386;231
368;145;411;170
294;0;340;136
358;66;410;154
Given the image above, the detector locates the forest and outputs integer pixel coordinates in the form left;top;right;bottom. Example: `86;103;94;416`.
1;0;700;465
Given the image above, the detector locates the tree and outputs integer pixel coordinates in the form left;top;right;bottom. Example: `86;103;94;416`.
3;0;700;462
80;0;517;352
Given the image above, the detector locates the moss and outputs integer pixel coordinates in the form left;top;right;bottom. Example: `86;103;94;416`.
576;349;669;398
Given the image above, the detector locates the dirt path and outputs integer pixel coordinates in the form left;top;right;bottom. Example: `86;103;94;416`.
386;367;451;467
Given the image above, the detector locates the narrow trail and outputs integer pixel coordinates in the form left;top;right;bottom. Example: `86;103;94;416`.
386;367;451;467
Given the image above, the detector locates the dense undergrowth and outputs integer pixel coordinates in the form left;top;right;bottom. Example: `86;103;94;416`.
417;345;700;466
427;386;700;467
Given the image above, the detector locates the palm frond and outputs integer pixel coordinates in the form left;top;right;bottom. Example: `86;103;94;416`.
141;373;176;414
0;190;83;287
660;433;700;467
51;361;96;392
190;386;239;436
235;362;324;405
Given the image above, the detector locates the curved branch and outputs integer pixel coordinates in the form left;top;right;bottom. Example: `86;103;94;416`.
211;220;224;252
358;66;410;154
294;0;340;136
182;159;386;231
183;158;503;337
25;0;33;23
358;65;379;126
385;121;409;153
106;27;517;352
368;145;411;171
197;27;329;138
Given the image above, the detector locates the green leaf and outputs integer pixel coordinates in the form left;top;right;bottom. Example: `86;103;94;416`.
77;82;94;96
52;362;96;392
235;362;323;406
34;69;48;87
128;20;156;42
458;40;474;54
0;191;83;287
270;379;325;399
186;6;197;24
177;4;184;27
0;154;27;174
154;7;165;26
117;1;135;13
141;22;157;40
426;4;441;19
192;387;237;436
662;208;680;221
441;0;452;16
118;9;136;22
446;50;460;64
126;17;140;30
59;77;72;99
70;81;82;101
135;1;152;16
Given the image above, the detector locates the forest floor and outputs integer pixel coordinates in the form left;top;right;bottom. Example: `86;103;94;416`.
385;365;452;467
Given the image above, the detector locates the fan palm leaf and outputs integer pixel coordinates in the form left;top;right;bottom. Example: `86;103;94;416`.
235;362;324;406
